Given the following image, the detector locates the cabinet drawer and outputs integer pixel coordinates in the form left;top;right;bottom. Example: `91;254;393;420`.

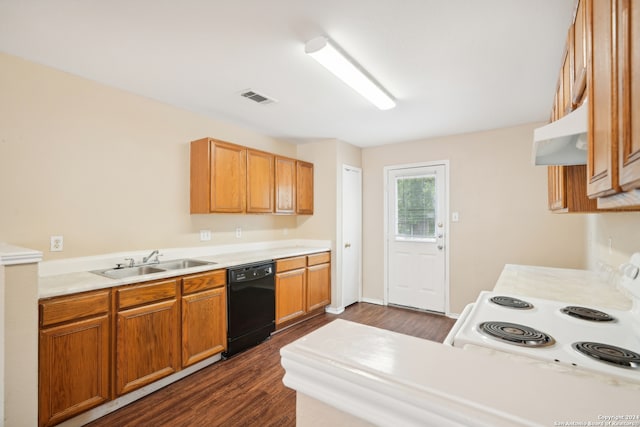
182;269;226;295
117;279;177;310
40;289;110;327
276;256;306;272
307;252;330;266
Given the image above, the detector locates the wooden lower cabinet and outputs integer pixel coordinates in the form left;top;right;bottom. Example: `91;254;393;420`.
39;290;111;427
275;252;331;328
181;270;227;367
115;279;180;396
306;262;331;312
275;267;306;325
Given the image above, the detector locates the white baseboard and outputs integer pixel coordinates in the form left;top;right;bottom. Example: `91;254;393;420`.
325;306;344;315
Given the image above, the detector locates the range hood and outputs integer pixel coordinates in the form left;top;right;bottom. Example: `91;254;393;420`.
532;100;588;165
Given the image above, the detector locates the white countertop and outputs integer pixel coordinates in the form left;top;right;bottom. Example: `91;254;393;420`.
281;319;640;427
493;263;632;310
0;242;42;266
39;241;330;298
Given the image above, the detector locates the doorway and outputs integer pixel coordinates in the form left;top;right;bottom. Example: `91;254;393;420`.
341;165;362;308
385;162;449;313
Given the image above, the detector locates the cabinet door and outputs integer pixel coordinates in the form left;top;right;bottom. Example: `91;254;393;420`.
39;315;110;427
116;299;180;395
247;149;274;213
561;45;572;114
306;263;330;312
275;268;306;325
572;0;588;106
548;166;566;210
587;0;619;198
182;287;226;367
296;161;314;214
275;156;296;214
618;0;640;190
211;141;247;213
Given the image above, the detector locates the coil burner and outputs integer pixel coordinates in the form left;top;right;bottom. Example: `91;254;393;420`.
572;342;640;369
489;296;534;310
560;306;616;322
478;321;555;347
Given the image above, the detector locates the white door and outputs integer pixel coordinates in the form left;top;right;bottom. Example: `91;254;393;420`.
341;165;362;308
386;164;447;313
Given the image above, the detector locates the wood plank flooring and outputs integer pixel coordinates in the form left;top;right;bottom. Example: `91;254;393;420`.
86;303;456;427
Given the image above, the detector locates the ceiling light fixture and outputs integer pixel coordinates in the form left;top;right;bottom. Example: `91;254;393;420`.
305;36;396;110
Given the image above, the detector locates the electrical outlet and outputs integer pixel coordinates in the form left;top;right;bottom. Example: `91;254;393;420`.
283;228;288;236
235;227;242;239
50;235;63;252
200;230;212;241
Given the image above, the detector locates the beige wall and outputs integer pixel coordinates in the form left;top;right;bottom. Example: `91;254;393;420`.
362;124;589;313
295;139;362;310
0;52;309;259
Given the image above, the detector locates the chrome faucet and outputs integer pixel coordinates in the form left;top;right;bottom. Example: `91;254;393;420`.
143;249;161;264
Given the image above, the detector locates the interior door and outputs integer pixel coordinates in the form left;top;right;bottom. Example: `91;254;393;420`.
387;164;447;313
341;165;362;308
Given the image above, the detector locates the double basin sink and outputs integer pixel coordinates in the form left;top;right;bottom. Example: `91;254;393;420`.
92;259;216;279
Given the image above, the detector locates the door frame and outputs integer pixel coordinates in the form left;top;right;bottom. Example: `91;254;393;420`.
383;161;451;315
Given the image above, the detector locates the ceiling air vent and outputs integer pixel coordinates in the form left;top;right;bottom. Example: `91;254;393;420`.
240;89;276;105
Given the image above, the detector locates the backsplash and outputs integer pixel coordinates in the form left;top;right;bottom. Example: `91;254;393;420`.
587;212;640;270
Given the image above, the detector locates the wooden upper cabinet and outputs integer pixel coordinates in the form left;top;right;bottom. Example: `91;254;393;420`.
618;0;640;191
561;46;572;114
247;149;274;213
548;165;598;213
190;138;246;213
586;0;619;198
572;0;588;106
191;137;314;215
296;161;314;215
275;156;297;214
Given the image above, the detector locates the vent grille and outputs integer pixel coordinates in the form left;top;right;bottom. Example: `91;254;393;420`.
240;89;276;105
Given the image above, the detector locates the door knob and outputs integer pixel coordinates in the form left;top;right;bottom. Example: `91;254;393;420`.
345;243;351;248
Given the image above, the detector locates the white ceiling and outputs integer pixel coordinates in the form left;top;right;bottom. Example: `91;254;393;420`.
0;0;575;147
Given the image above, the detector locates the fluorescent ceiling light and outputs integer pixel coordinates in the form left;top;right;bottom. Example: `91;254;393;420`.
305;36;396;110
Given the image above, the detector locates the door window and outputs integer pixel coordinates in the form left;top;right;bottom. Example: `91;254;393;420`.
395;175;436;241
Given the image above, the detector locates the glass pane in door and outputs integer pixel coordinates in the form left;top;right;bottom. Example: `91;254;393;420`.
395;175;436;240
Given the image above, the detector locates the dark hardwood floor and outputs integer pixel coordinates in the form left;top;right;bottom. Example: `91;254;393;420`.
86;303;456;427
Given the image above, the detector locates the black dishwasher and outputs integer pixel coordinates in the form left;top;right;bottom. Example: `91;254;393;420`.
223;261;275;358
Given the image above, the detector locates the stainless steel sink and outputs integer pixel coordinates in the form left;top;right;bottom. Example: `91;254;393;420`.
92;265;166;279
91;259;216;279
156;259;214;270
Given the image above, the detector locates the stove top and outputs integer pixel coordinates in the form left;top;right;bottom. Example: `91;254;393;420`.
446;291;640;383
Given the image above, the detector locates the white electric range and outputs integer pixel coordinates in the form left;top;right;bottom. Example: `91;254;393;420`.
444;253;640;384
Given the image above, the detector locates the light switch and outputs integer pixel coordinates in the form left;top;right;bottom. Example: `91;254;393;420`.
452;212;459;222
